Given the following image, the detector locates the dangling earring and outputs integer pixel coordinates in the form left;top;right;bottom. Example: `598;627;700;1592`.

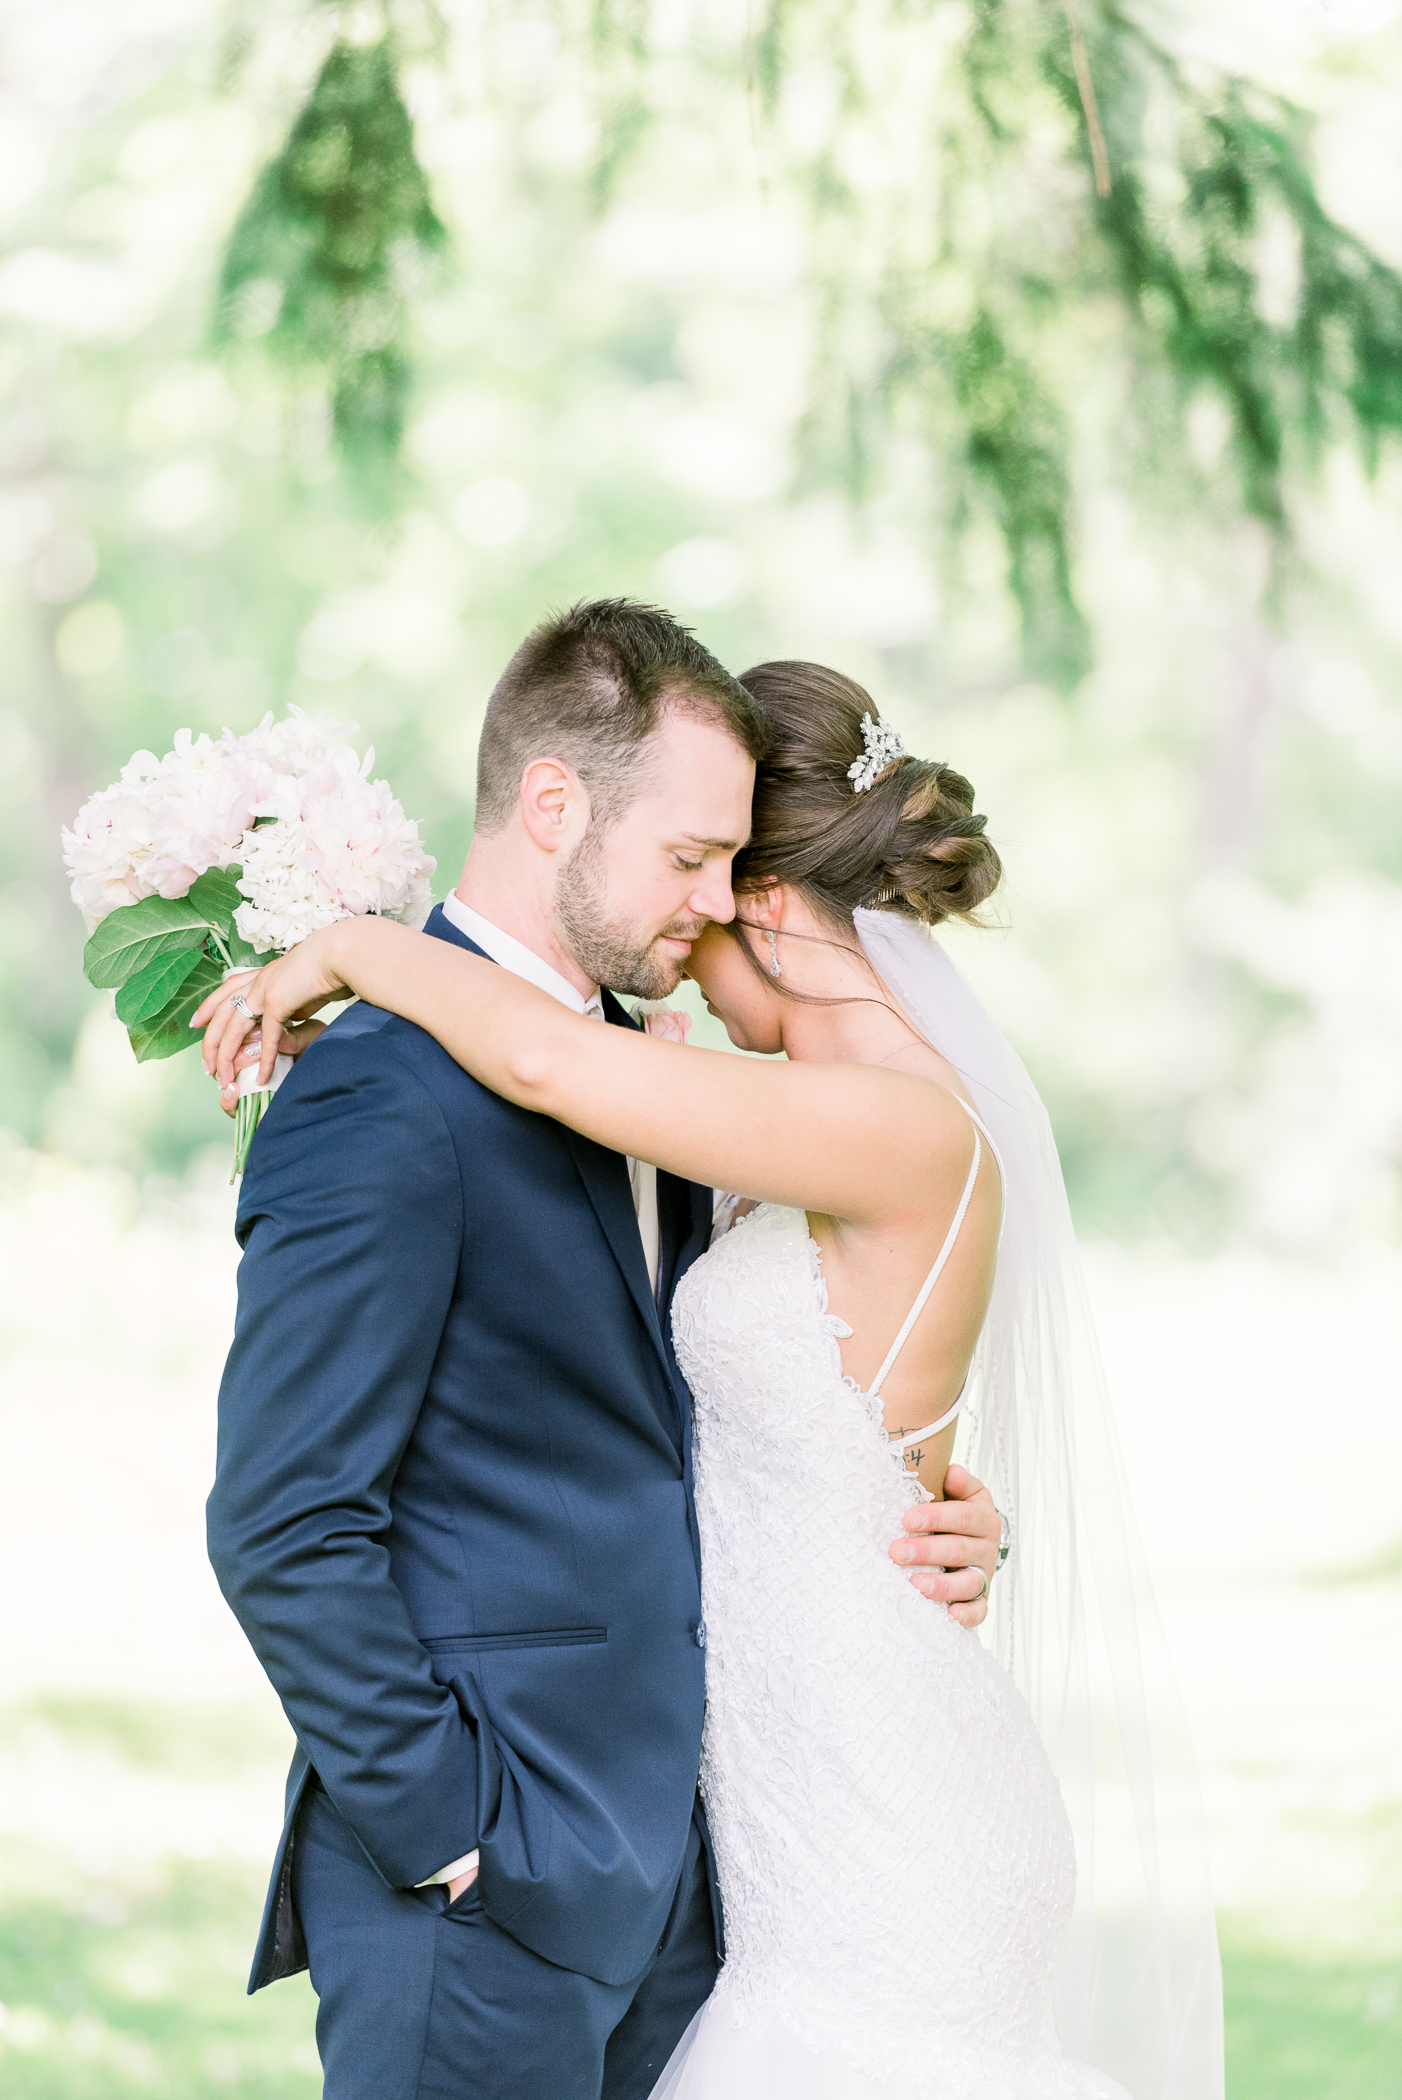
764;928;781;977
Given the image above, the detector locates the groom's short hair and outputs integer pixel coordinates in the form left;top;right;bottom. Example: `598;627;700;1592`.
475;597;767;832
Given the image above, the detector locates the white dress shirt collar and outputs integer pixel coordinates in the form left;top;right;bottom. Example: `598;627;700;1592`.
439;893;603;1019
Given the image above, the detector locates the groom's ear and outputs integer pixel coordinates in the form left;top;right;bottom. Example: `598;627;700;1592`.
519;756;590;855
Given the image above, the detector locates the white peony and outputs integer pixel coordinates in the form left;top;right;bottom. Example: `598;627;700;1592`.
63;728;266;918
238;705;358;782
137;728;268;896
63;769;167;921
231;780;346;955
233;751;436;955
65;707;435;951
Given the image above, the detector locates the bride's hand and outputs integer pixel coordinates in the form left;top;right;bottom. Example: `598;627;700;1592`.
192;924;354;1096
207;1017;330;1116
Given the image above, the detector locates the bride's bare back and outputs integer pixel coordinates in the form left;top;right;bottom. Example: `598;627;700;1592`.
807;1039;1002;1499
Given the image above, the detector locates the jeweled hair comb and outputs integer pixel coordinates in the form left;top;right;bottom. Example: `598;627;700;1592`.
847;712;908;794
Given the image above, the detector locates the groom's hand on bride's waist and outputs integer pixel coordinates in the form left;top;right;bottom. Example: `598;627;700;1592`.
889;1465;1001;1629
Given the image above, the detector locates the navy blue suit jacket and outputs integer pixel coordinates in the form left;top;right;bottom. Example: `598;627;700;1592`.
207;909;713;1991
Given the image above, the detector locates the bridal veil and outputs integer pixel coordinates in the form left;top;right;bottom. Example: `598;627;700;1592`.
855;909;1224;2100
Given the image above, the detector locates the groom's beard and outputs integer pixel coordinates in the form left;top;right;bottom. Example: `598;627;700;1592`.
555;824;706;1000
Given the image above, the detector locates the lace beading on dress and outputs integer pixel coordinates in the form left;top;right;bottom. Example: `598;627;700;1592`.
663;1204;1127;2099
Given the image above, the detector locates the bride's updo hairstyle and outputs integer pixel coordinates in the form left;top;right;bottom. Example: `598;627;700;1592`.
732;661;1002;933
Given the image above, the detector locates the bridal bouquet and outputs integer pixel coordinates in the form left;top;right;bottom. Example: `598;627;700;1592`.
62;709;436;1175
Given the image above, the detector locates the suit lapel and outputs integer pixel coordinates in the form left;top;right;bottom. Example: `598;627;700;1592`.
578;992;683;1394
656;1167;710;1584
425;921;689;1428
561;1125;670;1370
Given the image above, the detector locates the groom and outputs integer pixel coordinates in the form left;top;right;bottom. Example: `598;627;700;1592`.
208;598;1002;2100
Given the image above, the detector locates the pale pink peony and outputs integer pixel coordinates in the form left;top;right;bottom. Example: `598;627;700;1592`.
64;708;435;949
642;1008;694;1044
233;760;436;954
63;729;266;918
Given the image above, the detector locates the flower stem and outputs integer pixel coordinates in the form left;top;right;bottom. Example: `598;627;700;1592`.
231;1086;272;1183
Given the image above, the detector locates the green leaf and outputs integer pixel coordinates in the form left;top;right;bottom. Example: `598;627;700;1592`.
199;866;270;966
188;864;245;925
224;928;268;968
85;865;247;989
199;863;274;966
128;953;227;1064
114;945;207;1027
83;898;209;990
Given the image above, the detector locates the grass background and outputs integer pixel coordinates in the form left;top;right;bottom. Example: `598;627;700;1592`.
1;1695;1399;2096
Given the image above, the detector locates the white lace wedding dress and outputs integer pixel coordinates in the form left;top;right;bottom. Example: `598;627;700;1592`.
652;1172;1131;2100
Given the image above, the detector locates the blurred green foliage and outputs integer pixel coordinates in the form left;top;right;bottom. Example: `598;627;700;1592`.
222;6;1402;684
217;35;447;488
4;0;1402;1247
528;2;1402;682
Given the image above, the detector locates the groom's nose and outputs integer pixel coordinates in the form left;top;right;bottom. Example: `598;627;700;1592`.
690;858;737;927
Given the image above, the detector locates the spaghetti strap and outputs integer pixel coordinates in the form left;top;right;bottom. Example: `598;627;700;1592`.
870;1096;997;1452
869;1123;980;1397
887;1379;971;1453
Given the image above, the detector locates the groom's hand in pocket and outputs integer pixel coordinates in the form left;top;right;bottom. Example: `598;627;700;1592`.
888;1465;1001;1628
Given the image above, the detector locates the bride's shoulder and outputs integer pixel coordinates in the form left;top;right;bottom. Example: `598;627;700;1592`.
848;1052;975;1131
837;1057;983;1188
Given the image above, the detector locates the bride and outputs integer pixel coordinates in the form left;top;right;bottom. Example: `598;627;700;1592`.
204;660;1223;2100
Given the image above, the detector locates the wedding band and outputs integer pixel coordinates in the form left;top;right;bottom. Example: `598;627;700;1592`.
970;1569;989;1601
231;994;254;1019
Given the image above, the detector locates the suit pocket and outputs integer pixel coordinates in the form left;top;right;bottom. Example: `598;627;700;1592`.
422;1626;607;1656
440;1873;485;1920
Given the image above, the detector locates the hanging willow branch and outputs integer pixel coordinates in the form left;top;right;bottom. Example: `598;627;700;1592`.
215;0;1402;681
215;34;446;486
772;0;1402;681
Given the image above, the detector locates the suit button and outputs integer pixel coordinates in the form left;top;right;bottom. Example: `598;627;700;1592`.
693;1621;707;1649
